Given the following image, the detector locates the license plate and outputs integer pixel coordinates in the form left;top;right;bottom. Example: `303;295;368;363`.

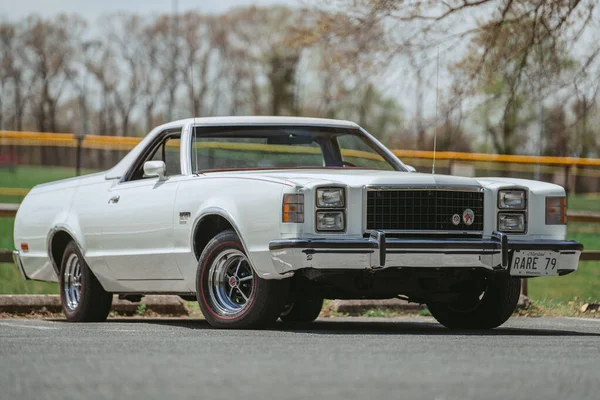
510;250;560;276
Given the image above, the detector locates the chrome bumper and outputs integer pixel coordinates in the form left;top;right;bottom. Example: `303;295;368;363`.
269;231;583;276
12;250;30;280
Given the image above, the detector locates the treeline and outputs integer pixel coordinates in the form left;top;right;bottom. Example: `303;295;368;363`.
0;7;402;143
1;2;599;158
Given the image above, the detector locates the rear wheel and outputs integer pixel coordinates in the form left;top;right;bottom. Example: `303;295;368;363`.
196;230;289;329
280;295;324;323
427;275;521;329
59;241;113;322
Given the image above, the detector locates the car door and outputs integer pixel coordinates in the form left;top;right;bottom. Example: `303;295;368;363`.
100;130;184;280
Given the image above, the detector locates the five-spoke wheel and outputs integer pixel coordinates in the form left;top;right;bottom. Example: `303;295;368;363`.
207;249;255;316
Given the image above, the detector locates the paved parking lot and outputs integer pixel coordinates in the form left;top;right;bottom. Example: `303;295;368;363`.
1;316;599;400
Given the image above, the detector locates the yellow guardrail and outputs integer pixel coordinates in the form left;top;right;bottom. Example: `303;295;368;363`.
0;188;29;196
2;130;600;167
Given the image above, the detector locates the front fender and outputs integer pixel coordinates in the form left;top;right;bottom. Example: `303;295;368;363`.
176;177;290;281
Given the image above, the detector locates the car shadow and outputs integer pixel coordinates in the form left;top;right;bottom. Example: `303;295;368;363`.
59;317;600;337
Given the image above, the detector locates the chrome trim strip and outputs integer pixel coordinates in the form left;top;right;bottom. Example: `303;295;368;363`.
12;250;30;281
365;184;484;192
371;230;483;235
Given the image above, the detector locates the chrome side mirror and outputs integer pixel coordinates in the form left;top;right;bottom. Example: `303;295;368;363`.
405;165;417;173
143;160;168;181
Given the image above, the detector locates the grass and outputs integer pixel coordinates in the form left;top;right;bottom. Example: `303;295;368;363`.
0;263;57;294
0;218;13;250
0;165;98;189
516;299;598;318
568;193;600;213
0;165;99;203
527;224;600;302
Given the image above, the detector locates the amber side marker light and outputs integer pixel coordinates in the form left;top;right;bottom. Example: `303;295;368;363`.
20;243;29;252
546;197;567;225
283;194;304;223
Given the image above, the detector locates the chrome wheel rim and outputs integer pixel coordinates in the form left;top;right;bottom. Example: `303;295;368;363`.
63;253;82;312
207;249;254;316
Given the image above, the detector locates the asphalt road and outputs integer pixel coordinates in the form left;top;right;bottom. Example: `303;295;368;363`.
1;316;599;400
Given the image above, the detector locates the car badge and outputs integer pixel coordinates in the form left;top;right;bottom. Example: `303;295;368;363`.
451;214;461;225
179;212;191;224
462;209;475;226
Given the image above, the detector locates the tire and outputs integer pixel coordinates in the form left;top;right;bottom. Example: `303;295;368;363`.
196;230;290;329
427;275;521;330
280;295;323;323
59;241;113;322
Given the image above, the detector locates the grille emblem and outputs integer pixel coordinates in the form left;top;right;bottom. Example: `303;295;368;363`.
462;209;475;226
451;214;461;225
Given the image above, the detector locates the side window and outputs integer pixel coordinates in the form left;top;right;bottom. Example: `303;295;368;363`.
129;134;181;181
164;138;181;176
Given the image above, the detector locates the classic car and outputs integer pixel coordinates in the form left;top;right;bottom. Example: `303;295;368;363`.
12;116;583;329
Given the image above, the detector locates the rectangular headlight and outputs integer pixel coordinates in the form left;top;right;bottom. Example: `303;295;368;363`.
282;194;304;223
546;197;567;225
498;213;526;233
498;190;526;209
316;211;345;232
316;188;345;208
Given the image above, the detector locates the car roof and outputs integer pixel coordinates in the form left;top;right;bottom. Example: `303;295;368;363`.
155;116;360;131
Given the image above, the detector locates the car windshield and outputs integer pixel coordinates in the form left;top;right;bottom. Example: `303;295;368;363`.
191;125;403;172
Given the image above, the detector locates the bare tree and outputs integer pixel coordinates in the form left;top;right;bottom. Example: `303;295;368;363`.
22;15;85;132
180;12;219;117
313;0;600;153
0;22;27;130
149;14;181;121
103;14;145;136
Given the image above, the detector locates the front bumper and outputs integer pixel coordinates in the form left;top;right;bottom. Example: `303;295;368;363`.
269;231;583;277
12;250;30;280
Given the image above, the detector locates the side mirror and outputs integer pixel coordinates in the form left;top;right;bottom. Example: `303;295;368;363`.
143;160;168;181
405;165;417;173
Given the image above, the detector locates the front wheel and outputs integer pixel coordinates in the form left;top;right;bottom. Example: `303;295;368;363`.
427;275;521;329
196;230;289;329
280;295;324;323
59;241;113;322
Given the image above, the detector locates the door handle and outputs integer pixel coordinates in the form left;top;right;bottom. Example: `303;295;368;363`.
108;195;120;204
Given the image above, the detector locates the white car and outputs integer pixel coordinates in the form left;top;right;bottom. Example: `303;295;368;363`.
13;117;583;329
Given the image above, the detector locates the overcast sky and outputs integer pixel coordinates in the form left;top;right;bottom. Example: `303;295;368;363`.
0;0;296;21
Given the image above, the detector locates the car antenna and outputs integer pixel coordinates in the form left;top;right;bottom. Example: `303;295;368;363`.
432;46;440;175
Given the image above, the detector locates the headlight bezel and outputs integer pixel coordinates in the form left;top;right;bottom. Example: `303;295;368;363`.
498;189;527;210
316;187;346;208
497;212;527;234
316;210;346;232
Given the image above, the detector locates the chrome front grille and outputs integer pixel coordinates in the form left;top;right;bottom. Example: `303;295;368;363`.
366;188;484;233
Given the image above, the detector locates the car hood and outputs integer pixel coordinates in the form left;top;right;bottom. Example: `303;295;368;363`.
209;169;483;189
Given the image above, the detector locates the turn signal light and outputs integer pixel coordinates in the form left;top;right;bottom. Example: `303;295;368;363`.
282;194;304;223
546;197;567;225
20;243;29;252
